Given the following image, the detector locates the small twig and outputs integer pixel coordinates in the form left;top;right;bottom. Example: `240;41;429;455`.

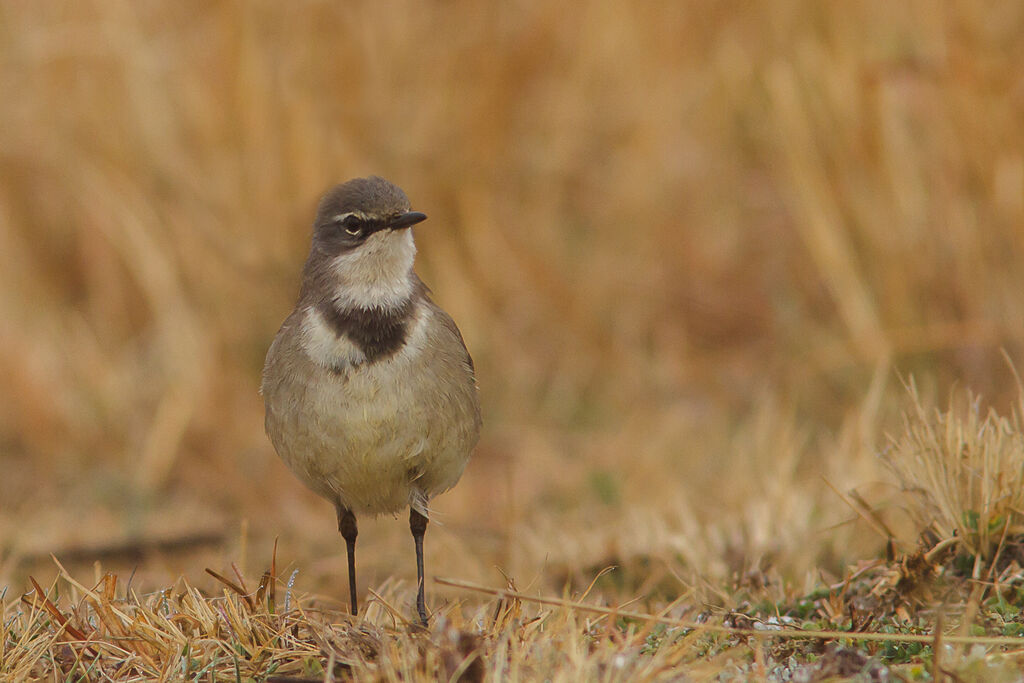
827;559;885;591
436;576;1024;646
924;537;960;564
822;477;894;543
957;581;986;659
986;518;1012;584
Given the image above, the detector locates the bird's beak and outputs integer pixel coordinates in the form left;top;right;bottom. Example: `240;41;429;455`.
389;211;427;230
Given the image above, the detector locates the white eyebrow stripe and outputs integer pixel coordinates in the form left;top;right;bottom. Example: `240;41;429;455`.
330;211;369;223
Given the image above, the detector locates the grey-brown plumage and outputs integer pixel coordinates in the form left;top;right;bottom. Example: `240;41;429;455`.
262;177;481;624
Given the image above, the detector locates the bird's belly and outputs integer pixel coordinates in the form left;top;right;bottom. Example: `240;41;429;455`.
266;360;476;516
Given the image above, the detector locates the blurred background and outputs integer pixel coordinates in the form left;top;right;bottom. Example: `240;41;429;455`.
1;1;1022;606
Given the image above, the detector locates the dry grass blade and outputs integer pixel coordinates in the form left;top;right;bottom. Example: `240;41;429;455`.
366;587;413;629
24;577;100;659
256;571;272;615
823;477;896;544
933;608;945;683
436;576;1024;647
205;567;256;612
268;538;279;612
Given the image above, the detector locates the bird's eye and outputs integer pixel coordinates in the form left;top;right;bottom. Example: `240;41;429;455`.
339;215;364;236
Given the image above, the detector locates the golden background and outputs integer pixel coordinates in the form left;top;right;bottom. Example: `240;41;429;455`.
1;1;1022;608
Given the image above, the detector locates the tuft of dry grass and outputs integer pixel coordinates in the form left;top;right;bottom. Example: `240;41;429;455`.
884;381;1024;575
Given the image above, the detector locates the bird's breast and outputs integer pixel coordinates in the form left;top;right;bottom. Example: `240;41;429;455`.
263;301;479;514
298;298;424;372
317;299;412;363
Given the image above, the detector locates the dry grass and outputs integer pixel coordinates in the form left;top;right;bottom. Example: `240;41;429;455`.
884;380;1024;571
2;0;1024;679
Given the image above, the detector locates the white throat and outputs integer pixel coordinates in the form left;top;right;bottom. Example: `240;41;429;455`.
330;229;416;309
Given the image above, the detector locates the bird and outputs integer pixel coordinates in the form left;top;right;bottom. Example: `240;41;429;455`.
261;176;481;625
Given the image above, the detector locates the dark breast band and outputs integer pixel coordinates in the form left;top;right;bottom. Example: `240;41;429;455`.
317;299;414;363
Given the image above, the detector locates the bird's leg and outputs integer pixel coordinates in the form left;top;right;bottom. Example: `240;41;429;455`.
337;506;359;616
409;508;429;625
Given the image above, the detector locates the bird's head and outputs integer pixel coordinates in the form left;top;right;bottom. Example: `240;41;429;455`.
312;176;427;258
304;177;427;309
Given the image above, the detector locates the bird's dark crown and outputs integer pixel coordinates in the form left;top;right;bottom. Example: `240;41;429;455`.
315;176;412;226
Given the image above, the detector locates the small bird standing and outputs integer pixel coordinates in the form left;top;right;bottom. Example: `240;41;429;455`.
262;177;481;624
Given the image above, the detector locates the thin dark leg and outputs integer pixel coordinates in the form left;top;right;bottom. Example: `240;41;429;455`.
337;507;359;616
410;508;429;625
